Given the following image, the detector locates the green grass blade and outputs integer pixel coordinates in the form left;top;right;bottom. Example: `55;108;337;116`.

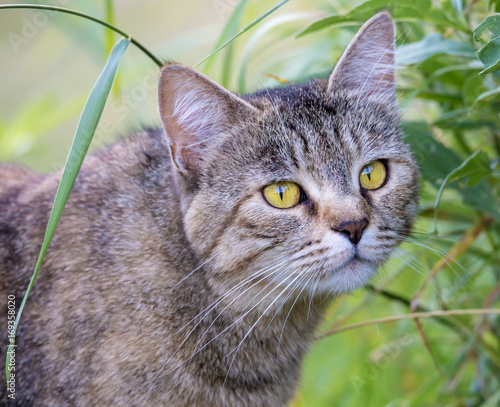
105;0;120;99
194;0;290;68
202;0;251;81
237;12;314;93
105;0;116;57
5;37;129;386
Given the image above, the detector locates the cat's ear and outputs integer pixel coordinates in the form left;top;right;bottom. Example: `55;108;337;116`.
158;63;259;175
328;11;395;102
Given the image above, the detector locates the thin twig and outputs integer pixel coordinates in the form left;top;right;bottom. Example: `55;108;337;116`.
194;0;290;68
317;309;500;339
448;280;500;390
366;284;465;336
411;217;493;311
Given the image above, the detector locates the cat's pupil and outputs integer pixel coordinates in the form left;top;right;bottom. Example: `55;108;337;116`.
363;166;373;181
278;185;284;200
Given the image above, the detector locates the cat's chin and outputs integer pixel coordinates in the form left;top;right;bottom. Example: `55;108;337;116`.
307;258;377;296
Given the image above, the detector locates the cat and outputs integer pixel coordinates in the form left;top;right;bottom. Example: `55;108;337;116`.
0;11;418;407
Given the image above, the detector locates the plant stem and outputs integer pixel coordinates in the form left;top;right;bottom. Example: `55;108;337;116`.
0;4;162;67
411;216;493;310
194;0;290;68
318;309;500;339
366;284;465;336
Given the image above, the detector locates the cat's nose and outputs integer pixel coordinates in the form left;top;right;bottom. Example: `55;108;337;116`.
333;218;369;245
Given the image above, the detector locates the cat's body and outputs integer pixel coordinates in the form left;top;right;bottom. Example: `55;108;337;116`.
0;13;418;406
0;129;322;406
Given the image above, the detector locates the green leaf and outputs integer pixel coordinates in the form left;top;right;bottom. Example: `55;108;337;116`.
194;0;290;68
5;37;129;385
474;14;500;74
105;0;120;99
462;181;500;222
472;86;500;108
434;108;498;130
401;122;462;185
400;61;483;108
480;388;500;407
202;0;251;85
434;150;495;229
462;73;489;106
474;14;500;41
477;38;500;74
490;0;500;12
451;0;463;14
396;34;475;66
295;0;467;38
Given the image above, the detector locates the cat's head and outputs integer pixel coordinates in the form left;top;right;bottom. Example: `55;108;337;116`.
158;12;418;301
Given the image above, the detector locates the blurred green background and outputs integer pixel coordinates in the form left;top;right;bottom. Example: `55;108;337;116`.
1;1;500;406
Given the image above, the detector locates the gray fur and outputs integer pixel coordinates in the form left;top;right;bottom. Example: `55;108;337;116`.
0;12;418;406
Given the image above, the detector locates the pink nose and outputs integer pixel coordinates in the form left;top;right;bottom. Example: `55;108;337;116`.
333;218;369;245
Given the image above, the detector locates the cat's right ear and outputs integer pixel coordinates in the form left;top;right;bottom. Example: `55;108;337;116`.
158;64;259;177
328;11;395;103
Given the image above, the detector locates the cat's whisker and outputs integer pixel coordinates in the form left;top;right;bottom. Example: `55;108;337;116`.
277;270;317;359
164;266;300;372
390;250;443;291
171;254;216;290
392;248;430;277
377;259;409;285
171;256;290;337
402;237;471;279
188;260;294;361
224;267;304;358
151;259;296;385
183;263;298;377
219;268;306;400
369;28;412;101
307;273;319;320
147;258;292;387
410;229;461;244
261;264;313;336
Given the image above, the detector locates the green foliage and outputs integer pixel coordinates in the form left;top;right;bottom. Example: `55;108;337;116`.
435;150;500;230
474;14;500;73
290;0;500;405
5;37;129;384
296;0;468;37
396;34;475;66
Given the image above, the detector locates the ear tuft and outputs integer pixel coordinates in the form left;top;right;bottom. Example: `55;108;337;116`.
328;11;395;102
158;64;258;176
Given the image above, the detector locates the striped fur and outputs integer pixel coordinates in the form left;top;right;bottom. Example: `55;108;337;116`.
0;12;417;406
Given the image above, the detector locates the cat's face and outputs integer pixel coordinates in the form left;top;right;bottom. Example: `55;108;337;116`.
158;12;418;300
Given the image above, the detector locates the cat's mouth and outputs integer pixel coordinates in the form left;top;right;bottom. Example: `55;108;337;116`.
308;253;379;295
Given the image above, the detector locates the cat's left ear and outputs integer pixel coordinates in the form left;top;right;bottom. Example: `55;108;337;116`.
158;63;259;177
328;11;395;103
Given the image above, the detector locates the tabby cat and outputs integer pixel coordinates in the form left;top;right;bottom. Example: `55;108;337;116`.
0;11;418;406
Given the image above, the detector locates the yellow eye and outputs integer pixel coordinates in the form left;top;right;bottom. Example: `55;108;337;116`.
263;182;302;209
359;160;387;190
